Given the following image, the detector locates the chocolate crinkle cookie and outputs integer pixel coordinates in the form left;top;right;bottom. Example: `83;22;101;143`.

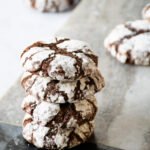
104;20;150;65
22;95;97;123
142;3;150;20
21;69;104;103
27;0;80;12
20;37;105;149
21;38;98;81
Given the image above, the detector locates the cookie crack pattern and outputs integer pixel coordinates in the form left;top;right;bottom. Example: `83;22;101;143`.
110;24;150;53
105;19;150;65
21;38;99;81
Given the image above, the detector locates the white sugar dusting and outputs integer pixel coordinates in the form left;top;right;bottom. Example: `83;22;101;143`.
31;76;51;100
119;33;150;53
33;124;49;148
104;24;133;47
54;130;71;149
48;54;77;80
21;95;37;112
58;81;76;100
127;20;150;30
22;47;54;72
23;123;33;142
75;52;95;70
33;101;60;125
104;19;150;65
57;40;91;52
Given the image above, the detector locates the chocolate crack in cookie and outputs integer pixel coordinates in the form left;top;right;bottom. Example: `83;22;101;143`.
23;113;94;149
104;20;150;65
22;95;97;124
27;0;80;12
21;69;104;103
21;38;98;81
142;3;150;21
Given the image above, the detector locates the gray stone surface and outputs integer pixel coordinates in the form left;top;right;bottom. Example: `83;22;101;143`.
0;0;150;150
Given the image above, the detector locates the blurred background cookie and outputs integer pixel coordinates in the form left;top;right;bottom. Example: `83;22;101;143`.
27;0;80;12
104;20;150;65
142;3;150;20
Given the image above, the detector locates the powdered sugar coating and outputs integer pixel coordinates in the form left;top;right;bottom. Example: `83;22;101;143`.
23;114;94;150
53;131;70;149
57;39;97;75
22;95;97;126
104;20;150;65
21;95;38;114
33;101;60;126
142;3;150;20
48;54;77;81
22;121;49;148
27;0;80;12
21;47;55;72
21;38;98;81
21;69;104;103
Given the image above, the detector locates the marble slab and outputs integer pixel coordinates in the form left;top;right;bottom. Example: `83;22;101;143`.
0;0;150;150
0;123;120;150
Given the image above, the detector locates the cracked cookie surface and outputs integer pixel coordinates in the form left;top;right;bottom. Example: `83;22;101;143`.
21;38;98;81
23;113;94;150
21;69;104;103
104;20;150;65
22;95;97;125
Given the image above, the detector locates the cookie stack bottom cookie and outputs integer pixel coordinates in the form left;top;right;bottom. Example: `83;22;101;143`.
22;96;96;149
23;114;94;149
22;96;97;149
21;38;105;149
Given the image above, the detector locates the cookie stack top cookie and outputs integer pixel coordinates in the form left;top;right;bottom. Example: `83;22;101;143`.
20;37;105;150
21;38;98;81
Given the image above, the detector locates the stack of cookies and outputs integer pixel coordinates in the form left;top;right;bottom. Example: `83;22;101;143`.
20;37;105;149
